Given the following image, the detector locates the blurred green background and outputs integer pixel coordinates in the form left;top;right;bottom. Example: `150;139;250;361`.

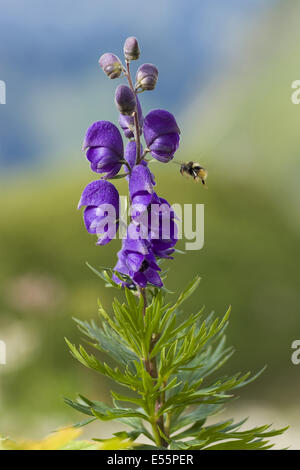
0;0;300;448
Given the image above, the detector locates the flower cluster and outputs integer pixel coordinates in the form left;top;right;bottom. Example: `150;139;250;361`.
78;37;180;288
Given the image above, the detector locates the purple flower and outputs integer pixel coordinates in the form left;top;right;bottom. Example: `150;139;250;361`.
149;197;178;259
118;97;143;139
83;121;123;178
113;231;162;288
115;85;136;116
123;140;142;175
129;164;159;215
78;179;119;245
123;140;155;181
143;109;180;163
128;163;177;257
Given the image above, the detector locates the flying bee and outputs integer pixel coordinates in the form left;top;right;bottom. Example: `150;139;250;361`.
144;155;208;186
171;160;208;186
180;161;207;185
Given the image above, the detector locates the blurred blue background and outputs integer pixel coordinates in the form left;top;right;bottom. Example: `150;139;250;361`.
0;0;271;169
1;0;300;448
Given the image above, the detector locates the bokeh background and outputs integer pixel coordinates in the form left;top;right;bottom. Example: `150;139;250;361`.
0;0;300;448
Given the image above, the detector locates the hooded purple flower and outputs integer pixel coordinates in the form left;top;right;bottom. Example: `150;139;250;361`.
113;230;162;288
143;109;180;163
78;179;120;245
129;164;159;216
118;97;143;139
129;163;178;257
123;141;155;184
149;197;178;259
83;121;124;178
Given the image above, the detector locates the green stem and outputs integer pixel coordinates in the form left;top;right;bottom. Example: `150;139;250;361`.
150;419;163;448
125;60;142;165
141;288;168;448
165;412;171;437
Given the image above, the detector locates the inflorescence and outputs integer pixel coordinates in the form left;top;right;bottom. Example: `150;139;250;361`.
78;37;180;289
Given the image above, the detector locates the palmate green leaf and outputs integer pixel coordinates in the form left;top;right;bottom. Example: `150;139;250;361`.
66;395;149;423
171;419;206;440
204;440;274;450
66;396;154;442
169;403;223;435
233;365;267;389
150;307;206;359
112;299;142;351
177;421;289;450
72;417;97;428
64;397;95;417
110;391;146;409
155;277;200;337
92;407;149;422
172;437;272;450
86;263;121;289
113;428;153;443
134;444;161;450
65;339;145;392
113;417;154;442
97;298;143;358
73;318;138;368
157;310;232;384
170;439;209;450
163;276;201;321
113;430;142;442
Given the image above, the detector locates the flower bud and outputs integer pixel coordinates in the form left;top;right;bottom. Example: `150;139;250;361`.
123;36;140;61
98;53;123;79
118;97;143;139
135;63;158;91
115;84;136;116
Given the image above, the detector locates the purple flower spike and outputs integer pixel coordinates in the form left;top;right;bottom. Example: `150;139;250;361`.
83;121;123;178
78;180;119;245
118;97;143;139
143;109;180;163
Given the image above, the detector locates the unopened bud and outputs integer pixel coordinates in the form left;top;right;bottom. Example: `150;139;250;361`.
124;36;140;61
135;63;158;91
115;85;136;115
98;53;123;79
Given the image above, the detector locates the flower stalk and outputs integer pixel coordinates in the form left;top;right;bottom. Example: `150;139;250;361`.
142;289;168;447
125;60;142;165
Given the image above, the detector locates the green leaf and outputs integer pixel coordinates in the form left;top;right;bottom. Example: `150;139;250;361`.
91;407;149;422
